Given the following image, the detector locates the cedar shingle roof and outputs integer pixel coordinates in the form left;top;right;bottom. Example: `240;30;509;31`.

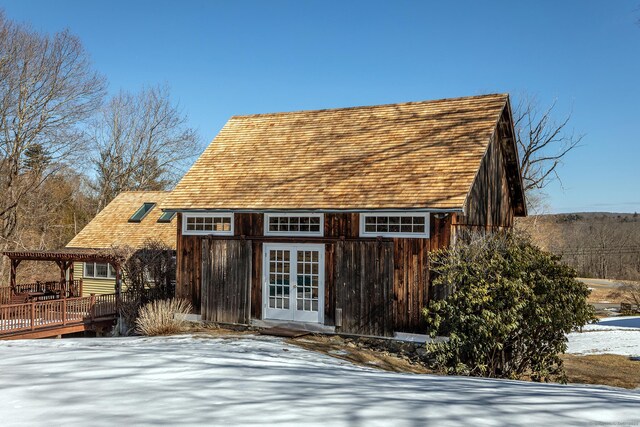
165;93;513;210
66;191;176;250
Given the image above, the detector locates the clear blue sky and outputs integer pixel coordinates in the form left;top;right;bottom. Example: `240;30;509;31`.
2;0;639;213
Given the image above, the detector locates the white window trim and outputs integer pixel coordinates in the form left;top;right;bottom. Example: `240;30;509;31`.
84;262;116;280
182;212;234;236
264;212;324;237
359;212;430;238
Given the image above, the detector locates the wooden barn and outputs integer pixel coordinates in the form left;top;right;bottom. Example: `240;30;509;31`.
163;93;526;336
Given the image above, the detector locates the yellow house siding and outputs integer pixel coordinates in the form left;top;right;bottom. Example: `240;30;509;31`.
74;262;116;296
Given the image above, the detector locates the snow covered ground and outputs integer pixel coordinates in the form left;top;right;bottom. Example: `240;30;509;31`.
1;335;639;426
567;316;640;357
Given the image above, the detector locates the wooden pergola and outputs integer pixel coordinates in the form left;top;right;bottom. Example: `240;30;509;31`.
2;249;125;300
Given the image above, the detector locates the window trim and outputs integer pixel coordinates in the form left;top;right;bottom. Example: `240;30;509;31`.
264;212;324;237
83;262;116;280
359;212;430;238
182;212;234;236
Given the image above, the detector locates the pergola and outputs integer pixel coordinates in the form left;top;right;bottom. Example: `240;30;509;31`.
2;249;125;300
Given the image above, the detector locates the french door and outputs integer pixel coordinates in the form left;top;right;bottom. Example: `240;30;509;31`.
263;243;324;323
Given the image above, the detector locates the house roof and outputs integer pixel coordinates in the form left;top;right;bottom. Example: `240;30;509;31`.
164;93;521;211
66;191;176;250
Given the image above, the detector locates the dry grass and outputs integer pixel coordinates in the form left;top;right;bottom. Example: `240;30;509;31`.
588;287;621;304
290;335;640;389
288;335;433;374
135;298;193;336
562;354;640;389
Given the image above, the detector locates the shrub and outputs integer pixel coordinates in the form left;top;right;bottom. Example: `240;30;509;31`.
423;231;596;382
135;298;193;336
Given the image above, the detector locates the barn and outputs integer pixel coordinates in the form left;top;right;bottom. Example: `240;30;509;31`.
163;93;526;336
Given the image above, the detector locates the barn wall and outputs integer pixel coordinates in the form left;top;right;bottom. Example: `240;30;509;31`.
462;134;515;229
176;214;202;312
334;240;394;336
176;212;453;334
201;239;252;323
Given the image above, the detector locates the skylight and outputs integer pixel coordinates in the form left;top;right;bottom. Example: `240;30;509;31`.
157;211;176;223
129;202;156;223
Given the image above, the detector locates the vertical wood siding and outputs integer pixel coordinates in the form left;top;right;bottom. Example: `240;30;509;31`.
462;134;515;228
201;239;252;323
334;240;394;336
176;212;454;333
176;214;202;312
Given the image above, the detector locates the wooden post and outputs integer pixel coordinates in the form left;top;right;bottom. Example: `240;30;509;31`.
62;298;67;325
55;261;67;298
69;262;76;296
90;293;96;321
10;259;20;294
114;264;122;311
30;300;35;331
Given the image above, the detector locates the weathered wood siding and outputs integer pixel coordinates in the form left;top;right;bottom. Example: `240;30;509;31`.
176;214;202;312
201;239;252;323
462;134;515;228
176;212;453;334
334;240;394;336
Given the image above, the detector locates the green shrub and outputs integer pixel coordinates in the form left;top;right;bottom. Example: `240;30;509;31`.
135;298;193;336
423;231;596;382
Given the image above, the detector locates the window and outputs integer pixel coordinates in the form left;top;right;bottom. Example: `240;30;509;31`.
264;213;324;236
158;211;176;223
359;213;430;238
129;202;156;222
182;213;234;235
84;262;116;279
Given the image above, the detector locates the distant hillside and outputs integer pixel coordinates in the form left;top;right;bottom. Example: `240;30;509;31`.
516;213;640;281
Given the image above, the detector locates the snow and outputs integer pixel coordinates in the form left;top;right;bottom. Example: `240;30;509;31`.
1;335;639;426
567;316;640;357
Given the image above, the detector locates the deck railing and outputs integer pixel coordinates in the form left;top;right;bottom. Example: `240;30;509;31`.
14;280;82;298
0;293;119;335
0;289;167;336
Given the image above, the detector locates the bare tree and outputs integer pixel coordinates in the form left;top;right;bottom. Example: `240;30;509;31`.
513;95;583;212
0;12;105;264
91;85;201;210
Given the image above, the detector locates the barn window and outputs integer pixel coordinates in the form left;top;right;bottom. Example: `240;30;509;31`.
264;213;324;236
359;213;430;238
84;262;116;279
182;213;234;235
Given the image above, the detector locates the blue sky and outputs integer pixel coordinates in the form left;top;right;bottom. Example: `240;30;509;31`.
2;0;639;213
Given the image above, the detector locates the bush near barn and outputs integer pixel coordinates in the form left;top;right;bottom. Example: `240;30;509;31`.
423;232;596;382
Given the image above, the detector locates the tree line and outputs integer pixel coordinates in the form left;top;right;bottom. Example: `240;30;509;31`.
0;12;202;280
517;213;640;281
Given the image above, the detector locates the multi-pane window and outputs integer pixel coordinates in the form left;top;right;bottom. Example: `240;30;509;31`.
182;213;233;235
296;250;319;312
264;213;323;236
268;249;290;310
84;262;116;279
359;213;430;238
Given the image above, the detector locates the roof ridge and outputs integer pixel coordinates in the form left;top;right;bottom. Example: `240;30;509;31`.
117;190;171;195
230;93;509;119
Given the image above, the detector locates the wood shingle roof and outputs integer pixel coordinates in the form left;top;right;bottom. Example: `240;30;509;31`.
165;93;514;211
66;191;176;250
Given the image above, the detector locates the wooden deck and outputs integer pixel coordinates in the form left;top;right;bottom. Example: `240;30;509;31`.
0;293;119;340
